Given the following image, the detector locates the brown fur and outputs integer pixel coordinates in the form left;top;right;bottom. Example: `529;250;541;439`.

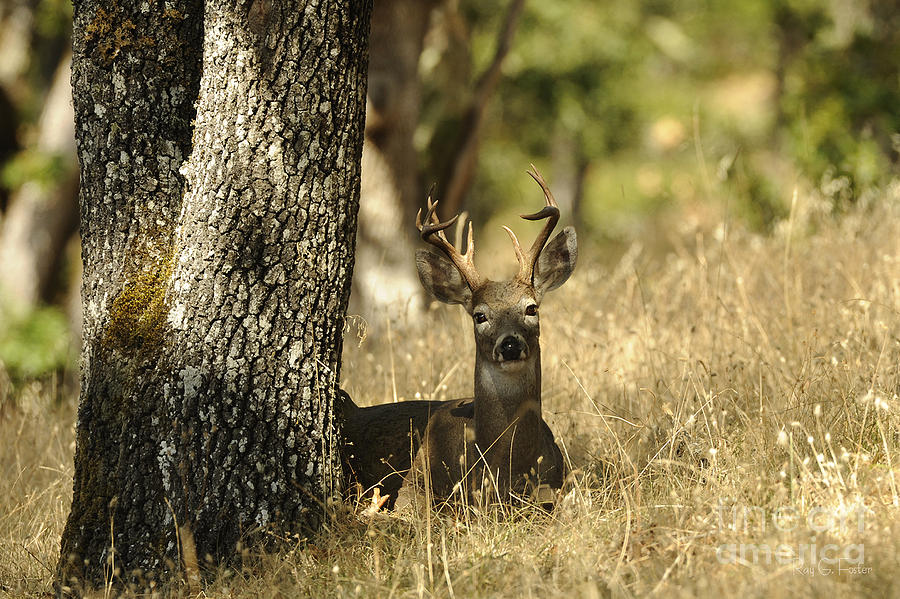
341;168;577;507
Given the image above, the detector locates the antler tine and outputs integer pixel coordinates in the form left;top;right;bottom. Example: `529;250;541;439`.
502;225;527;271
417;194;458;237
463;218;476;261
416;194;483;289
525;164;559;210
513;165;561;285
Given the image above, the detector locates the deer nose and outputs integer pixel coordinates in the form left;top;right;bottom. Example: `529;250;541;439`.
498;335;526;361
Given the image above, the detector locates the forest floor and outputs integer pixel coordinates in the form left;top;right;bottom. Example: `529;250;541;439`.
2;186;899;597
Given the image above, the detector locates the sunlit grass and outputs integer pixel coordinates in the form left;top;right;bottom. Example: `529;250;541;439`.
2;185;899;597
0;380;74;596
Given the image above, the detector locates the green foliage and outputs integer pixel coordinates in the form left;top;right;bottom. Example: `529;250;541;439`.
779;0;900;191
0;305;70;379
0;149;68;191
419;0;899;234
34;0;73;40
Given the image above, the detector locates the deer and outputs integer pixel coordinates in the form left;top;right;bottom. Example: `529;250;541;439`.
339;166;576;508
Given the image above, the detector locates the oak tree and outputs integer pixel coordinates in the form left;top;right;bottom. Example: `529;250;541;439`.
58;0;371;589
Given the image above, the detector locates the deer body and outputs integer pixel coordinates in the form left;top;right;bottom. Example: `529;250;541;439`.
401;167;577;505
341;167;575;507
338;393;455;507
409;350;566;501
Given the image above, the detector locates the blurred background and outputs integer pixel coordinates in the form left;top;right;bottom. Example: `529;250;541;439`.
0;0;898;388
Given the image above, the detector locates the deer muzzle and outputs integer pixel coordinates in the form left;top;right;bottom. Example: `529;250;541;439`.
495;334;528;363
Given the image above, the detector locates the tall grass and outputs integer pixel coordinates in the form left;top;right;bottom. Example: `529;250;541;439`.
2;186;899;597
0;380;74;596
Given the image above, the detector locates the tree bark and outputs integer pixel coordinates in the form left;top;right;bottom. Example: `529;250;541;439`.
58;0;371;591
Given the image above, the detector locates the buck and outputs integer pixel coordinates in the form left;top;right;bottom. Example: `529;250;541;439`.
340;166;576;506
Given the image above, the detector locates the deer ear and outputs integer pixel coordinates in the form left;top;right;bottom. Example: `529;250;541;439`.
416;249;473;306
534;227;577;297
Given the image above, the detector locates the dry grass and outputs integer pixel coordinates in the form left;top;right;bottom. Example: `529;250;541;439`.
0;380;75;596
2;186;900;597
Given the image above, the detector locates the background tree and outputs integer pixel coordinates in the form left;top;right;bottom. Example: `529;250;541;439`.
351;0;436;318
0;52;78;309
0;0;79;379
57;0;371;590
350;0;522;320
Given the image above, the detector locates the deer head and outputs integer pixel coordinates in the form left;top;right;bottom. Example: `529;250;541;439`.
415;166;577;372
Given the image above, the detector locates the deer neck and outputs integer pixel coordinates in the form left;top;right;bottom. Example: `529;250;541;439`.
473;350;542;453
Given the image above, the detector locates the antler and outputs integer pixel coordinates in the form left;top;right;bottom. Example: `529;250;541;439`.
416;189;484;290
502;164;560;286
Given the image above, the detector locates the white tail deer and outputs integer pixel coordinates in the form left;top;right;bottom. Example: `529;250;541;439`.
403;166;576;505
340;166;576;507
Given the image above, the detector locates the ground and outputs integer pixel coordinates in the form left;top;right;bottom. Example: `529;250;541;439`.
2;187;899;597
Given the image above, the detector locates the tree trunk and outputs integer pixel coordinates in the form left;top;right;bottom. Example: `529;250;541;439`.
437;0;525;219
0;0;33;212
0;52;79;307
58;0;371;591
351;0;435;318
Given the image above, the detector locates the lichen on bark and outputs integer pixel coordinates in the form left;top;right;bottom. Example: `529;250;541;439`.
103;238;173;354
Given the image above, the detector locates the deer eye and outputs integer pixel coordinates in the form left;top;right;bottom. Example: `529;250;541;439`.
473;312;487;324
525;304;538;316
